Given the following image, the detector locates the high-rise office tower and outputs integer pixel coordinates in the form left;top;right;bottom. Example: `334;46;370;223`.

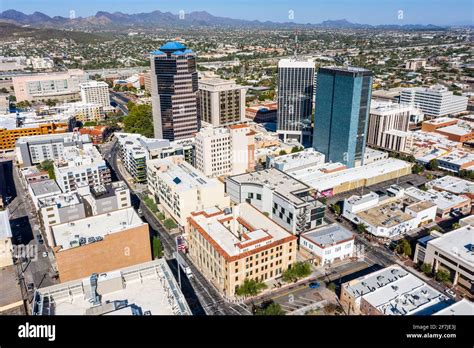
313;67;372;168
150;42;199;141
276;59;315;145
199;78;246;127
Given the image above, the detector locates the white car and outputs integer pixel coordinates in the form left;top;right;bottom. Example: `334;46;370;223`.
445;288;456;297
42;252;48;258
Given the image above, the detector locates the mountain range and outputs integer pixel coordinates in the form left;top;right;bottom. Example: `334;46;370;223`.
0;9;451;30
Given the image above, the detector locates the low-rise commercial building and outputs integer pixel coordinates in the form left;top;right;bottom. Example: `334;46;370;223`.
404;187;471;219
187;203;297;297
52;207;152;282
300;224;355;266
245;102;278;123
267;148;325;172
147;156;229;227
0;209;13;267
340;265;453;315
435;150;474;173
426;176;474;201
0;113;70;151
226;168;326;234
33;259;191;315
343;191;436;238
422;226;474;294
13;69;88;102
286;158;412;197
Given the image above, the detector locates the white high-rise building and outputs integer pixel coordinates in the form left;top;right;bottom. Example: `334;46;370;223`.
367;101;420;153
277;59;315;145
198;78;246;126
194;124;255;178
80;81;111;107
400;85;468;117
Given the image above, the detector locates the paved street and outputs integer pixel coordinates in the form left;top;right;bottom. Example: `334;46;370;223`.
7;160;58;309
101;139;251;315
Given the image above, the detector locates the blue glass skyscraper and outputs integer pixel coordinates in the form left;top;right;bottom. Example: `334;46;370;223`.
313;67;372;168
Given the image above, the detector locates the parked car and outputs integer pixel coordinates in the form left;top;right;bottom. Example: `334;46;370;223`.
445;288;456;297
42;252;48;258
309;282;321;289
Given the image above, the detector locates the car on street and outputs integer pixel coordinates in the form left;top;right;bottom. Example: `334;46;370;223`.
138;209;143;215
445;288;456;297
309;282;321;289
42;252;48;258
27;283;35;291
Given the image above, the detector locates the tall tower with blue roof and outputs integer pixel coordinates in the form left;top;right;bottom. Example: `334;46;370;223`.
150;41;200;141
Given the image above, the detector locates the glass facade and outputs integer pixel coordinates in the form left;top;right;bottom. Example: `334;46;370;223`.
276;60;315;145
313;67;372;168
151;43;200;141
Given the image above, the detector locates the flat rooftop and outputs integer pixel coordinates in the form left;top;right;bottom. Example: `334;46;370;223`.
289;158;411;192
148;156;218;192
33;260;191;315
435;299;474;315
0;265;23;311
428;225;474;267
0;113;70;130
227;168;313;206
405;187;469;211
52;207;144;251
428;176;474;195
30;179;61;197
437;150;474;165
0;210;12;239
190;203;294;258
37;192;81;209
301;224;354;248
437;124;472;136
357;199;414;228
344;266;452;315
270;148;325;171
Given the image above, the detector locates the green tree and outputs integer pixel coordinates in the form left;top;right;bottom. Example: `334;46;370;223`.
15;100;31;109
282;262;312;283
164;218;177;230
235;278;267;297
451;223;461;230
435;269;451;283
327;282;337;292
356;223;368;234
152;236;163;259
396;239;412;257
291;146;303;153
123;104;154;138
428;159;439;171
420;263;432;276
255;302;284;315
278;150;287;156
38;160;55;180
330;204;341;216
412;164;424;174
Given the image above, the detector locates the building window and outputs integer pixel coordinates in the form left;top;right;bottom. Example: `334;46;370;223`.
256;194;262;200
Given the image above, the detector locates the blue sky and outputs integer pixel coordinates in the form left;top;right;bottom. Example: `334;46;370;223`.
1;0;472;25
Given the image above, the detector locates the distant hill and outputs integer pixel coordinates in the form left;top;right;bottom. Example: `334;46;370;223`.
0;22;107;43
0;9;450;31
